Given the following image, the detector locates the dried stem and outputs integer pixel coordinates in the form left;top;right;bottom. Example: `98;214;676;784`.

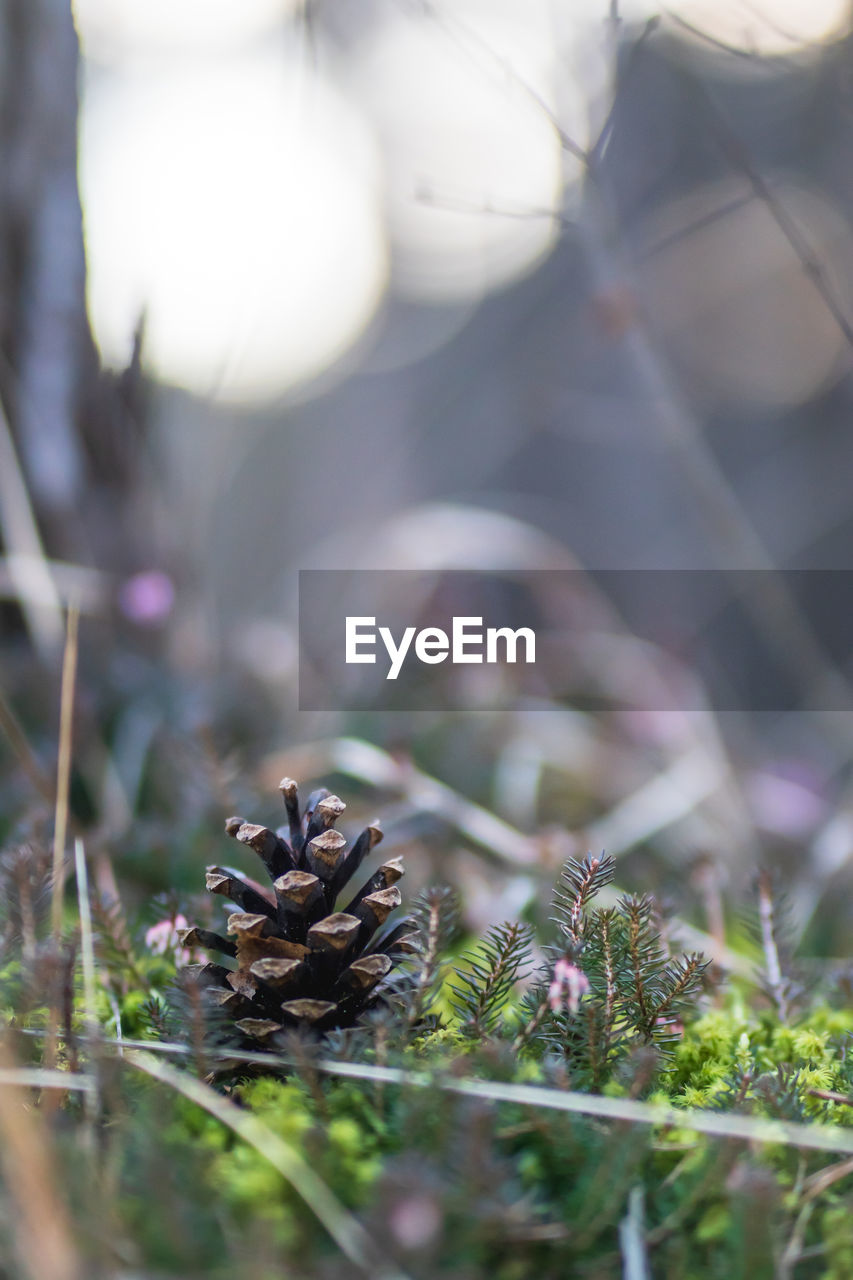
0;681;54;804
74;836;100;1129
757;871;789;1023
50;602;79;942
806;1089;853;1108
647;1142;739;1247
512;998;550;1053
0;1037;82;1280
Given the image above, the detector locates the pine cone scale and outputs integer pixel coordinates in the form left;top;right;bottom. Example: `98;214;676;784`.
234;823;294;878
184;780;407;1044
206;869;276;919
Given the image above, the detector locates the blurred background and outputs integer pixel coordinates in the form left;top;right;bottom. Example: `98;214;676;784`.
2;0;853;962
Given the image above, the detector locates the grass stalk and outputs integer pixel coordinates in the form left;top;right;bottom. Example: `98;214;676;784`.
51;603;79;943
126;1048;414;1280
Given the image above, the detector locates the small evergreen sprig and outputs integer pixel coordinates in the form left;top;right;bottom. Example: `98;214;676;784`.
401;852;711;1094
450;922;534;1037
752;869;804;1022
553;852;616;946
520;854;710;1086
407;886;459;1031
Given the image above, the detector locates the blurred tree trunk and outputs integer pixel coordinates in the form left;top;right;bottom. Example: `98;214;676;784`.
0;0;151;632
0;1;95;528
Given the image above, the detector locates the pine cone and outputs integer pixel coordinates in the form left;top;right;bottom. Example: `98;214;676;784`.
181;780;417;1043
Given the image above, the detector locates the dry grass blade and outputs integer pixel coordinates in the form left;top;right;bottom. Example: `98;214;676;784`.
0;681;55;804
265;737;542;866
801;1155;853;1203
0;1038;82;1280
125;1049;414;1280
268;736;750;975
51;603;80;942
0;555;107;614
74;839;98;1041
583;744;724;860
0;1068;93;1091
619;1185;651;1280
107;1041;853;1159
0;391;63;658
302;1059;853;1158
757;870;790;1021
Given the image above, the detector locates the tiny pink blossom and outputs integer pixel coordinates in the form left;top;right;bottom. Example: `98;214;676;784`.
119;570;176;626
145;913;190;967
389;1194;442;1250
548;957;590;1014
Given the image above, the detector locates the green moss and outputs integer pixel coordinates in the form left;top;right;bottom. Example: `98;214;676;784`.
666;998;853;1121
822;1204;853;1279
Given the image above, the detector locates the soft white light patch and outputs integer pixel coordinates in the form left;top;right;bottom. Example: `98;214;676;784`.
79;54;387;403
623;0;850;55
73;0;297;57
636;177;853;410
349;1;569;302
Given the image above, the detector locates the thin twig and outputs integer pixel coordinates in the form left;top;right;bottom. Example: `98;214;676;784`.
757;870;788;1022
693;75;853;351
779;1200;816;1280
806;1088;853;1108
590;17;660;165
512;998;549;1053
420;0;588;162
801;1155;853;1199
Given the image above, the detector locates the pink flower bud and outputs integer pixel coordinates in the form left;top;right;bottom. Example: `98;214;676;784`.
548;957;590;1014
145;913;190;966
